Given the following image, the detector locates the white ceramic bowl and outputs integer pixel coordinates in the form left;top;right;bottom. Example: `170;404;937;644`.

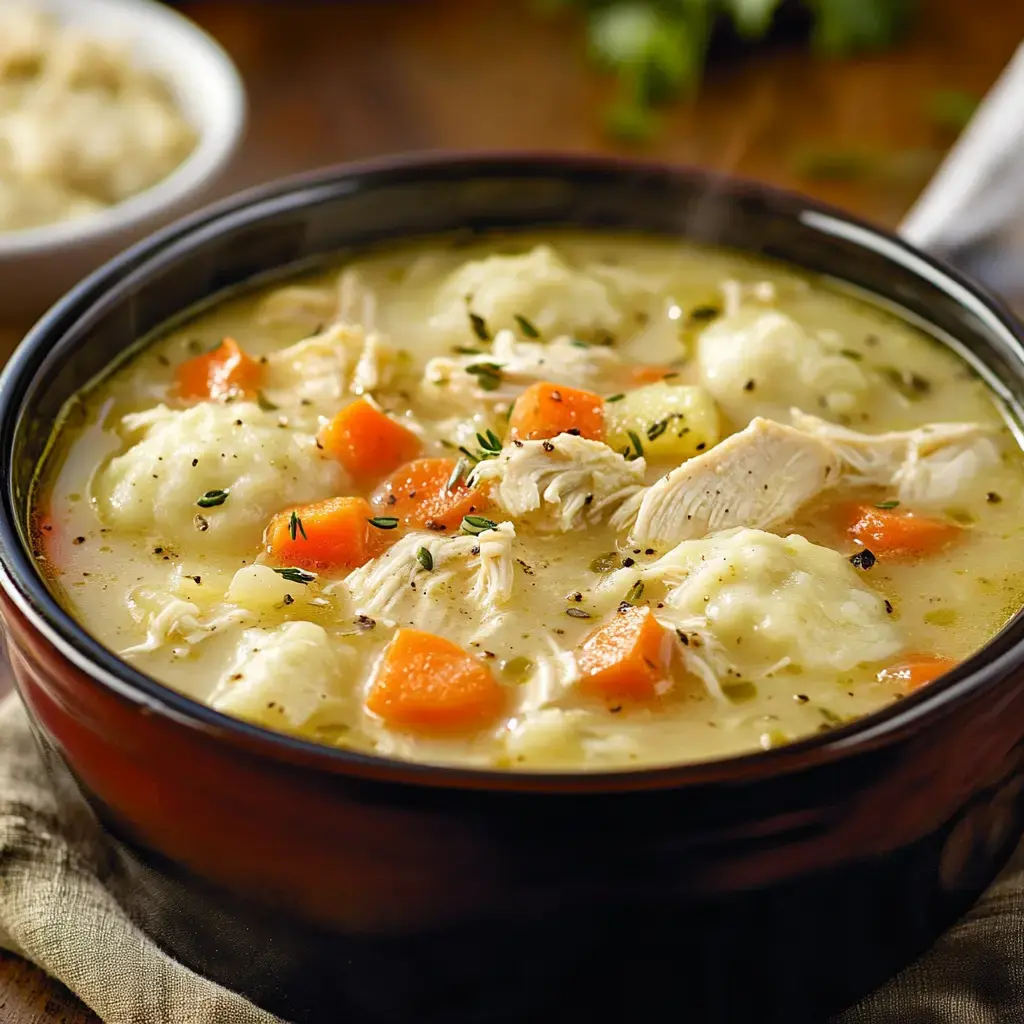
0;0;246;322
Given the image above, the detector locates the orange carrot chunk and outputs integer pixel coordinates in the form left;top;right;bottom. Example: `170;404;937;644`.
366;629;505;733
264;496;390;571
176;337;263;401
576;605;671;702
877;654;959;692
319;399;421;484
847;504;961;558
509;381;605;442
371;457;488;532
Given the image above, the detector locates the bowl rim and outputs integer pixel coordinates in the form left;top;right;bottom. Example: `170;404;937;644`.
0;0;247;258
3;150;1024;794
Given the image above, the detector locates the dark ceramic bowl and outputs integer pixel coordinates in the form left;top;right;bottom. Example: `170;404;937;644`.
1;154;1024;1024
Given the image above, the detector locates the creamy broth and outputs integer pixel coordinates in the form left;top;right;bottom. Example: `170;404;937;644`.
34;233;1024;770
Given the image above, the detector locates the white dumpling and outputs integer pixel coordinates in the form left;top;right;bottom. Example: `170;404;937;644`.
95;402;343;551
471;434;646;532
430;245;647;342
697;309;869;423
209;621;353;731
638;528;902;683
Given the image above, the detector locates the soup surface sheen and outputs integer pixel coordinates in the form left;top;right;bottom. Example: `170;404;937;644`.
36;233;1024;770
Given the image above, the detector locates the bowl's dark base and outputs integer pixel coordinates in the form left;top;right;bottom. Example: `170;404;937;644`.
31;721;1017;1024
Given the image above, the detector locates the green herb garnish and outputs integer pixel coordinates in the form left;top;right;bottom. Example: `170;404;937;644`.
468;312;490;342
839;348;863;361
875;500;900;510
461;515;498;536
196;489;229;508
464;362;503;392
415;547;434;572
626;580;645;603
272;566;316;586
447;457;469;491
256;391;279;411
605;393;626;403
688;304;721;322
367;516;400;530
880;366;932;400
624;430;644;461
476;429;503;454
514;313;540;339
646;419;668;442
289;511;307;541
590;552;619;573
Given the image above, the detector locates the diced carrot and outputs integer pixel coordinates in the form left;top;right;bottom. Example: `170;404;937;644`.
576;605;672;702
509;381;605;442
318;399;421;484
366;628;505;733
847;504;961;558
371;458;488;532
264;496;390;571
176;337;263;401
877;654;958;692
630;365;676;385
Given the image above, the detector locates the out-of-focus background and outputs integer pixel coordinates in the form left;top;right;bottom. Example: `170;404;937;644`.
0;1;1023;1019
170;0;1018;224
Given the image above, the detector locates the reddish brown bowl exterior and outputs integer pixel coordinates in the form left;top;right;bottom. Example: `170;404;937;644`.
2;155;1024;1023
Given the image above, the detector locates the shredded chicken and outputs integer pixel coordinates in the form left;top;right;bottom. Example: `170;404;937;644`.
263;322;402;407
471;434;646;532
421;331;621;410
790;410;999;505
120;587;251;656
622;418;841;548
341;524;517;636
257;266;378;334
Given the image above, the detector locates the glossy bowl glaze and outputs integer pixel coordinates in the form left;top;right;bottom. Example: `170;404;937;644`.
2;155;1024;1024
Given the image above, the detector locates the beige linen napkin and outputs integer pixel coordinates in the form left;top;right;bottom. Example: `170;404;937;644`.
2;691;1024;1023
0;695;283;1024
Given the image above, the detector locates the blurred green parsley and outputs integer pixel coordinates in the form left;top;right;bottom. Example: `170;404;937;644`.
537;0;917;140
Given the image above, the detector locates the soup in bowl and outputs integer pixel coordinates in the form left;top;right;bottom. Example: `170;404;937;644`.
35;231;1024;771
4;156;1024;1024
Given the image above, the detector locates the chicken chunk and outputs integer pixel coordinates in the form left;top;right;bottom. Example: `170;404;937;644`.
789;410;999;505
471;434;646;532
623;418;841;548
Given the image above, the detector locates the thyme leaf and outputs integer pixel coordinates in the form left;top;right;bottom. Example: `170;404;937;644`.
461;515;498;536
367;516;400;530
272;566;316;585
196;489;229;508
514;313;540;338
289;510;307;541
415;547;434;572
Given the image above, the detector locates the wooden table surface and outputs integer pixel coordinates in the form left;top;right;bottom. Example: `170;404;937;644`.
1;1;1023;1020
